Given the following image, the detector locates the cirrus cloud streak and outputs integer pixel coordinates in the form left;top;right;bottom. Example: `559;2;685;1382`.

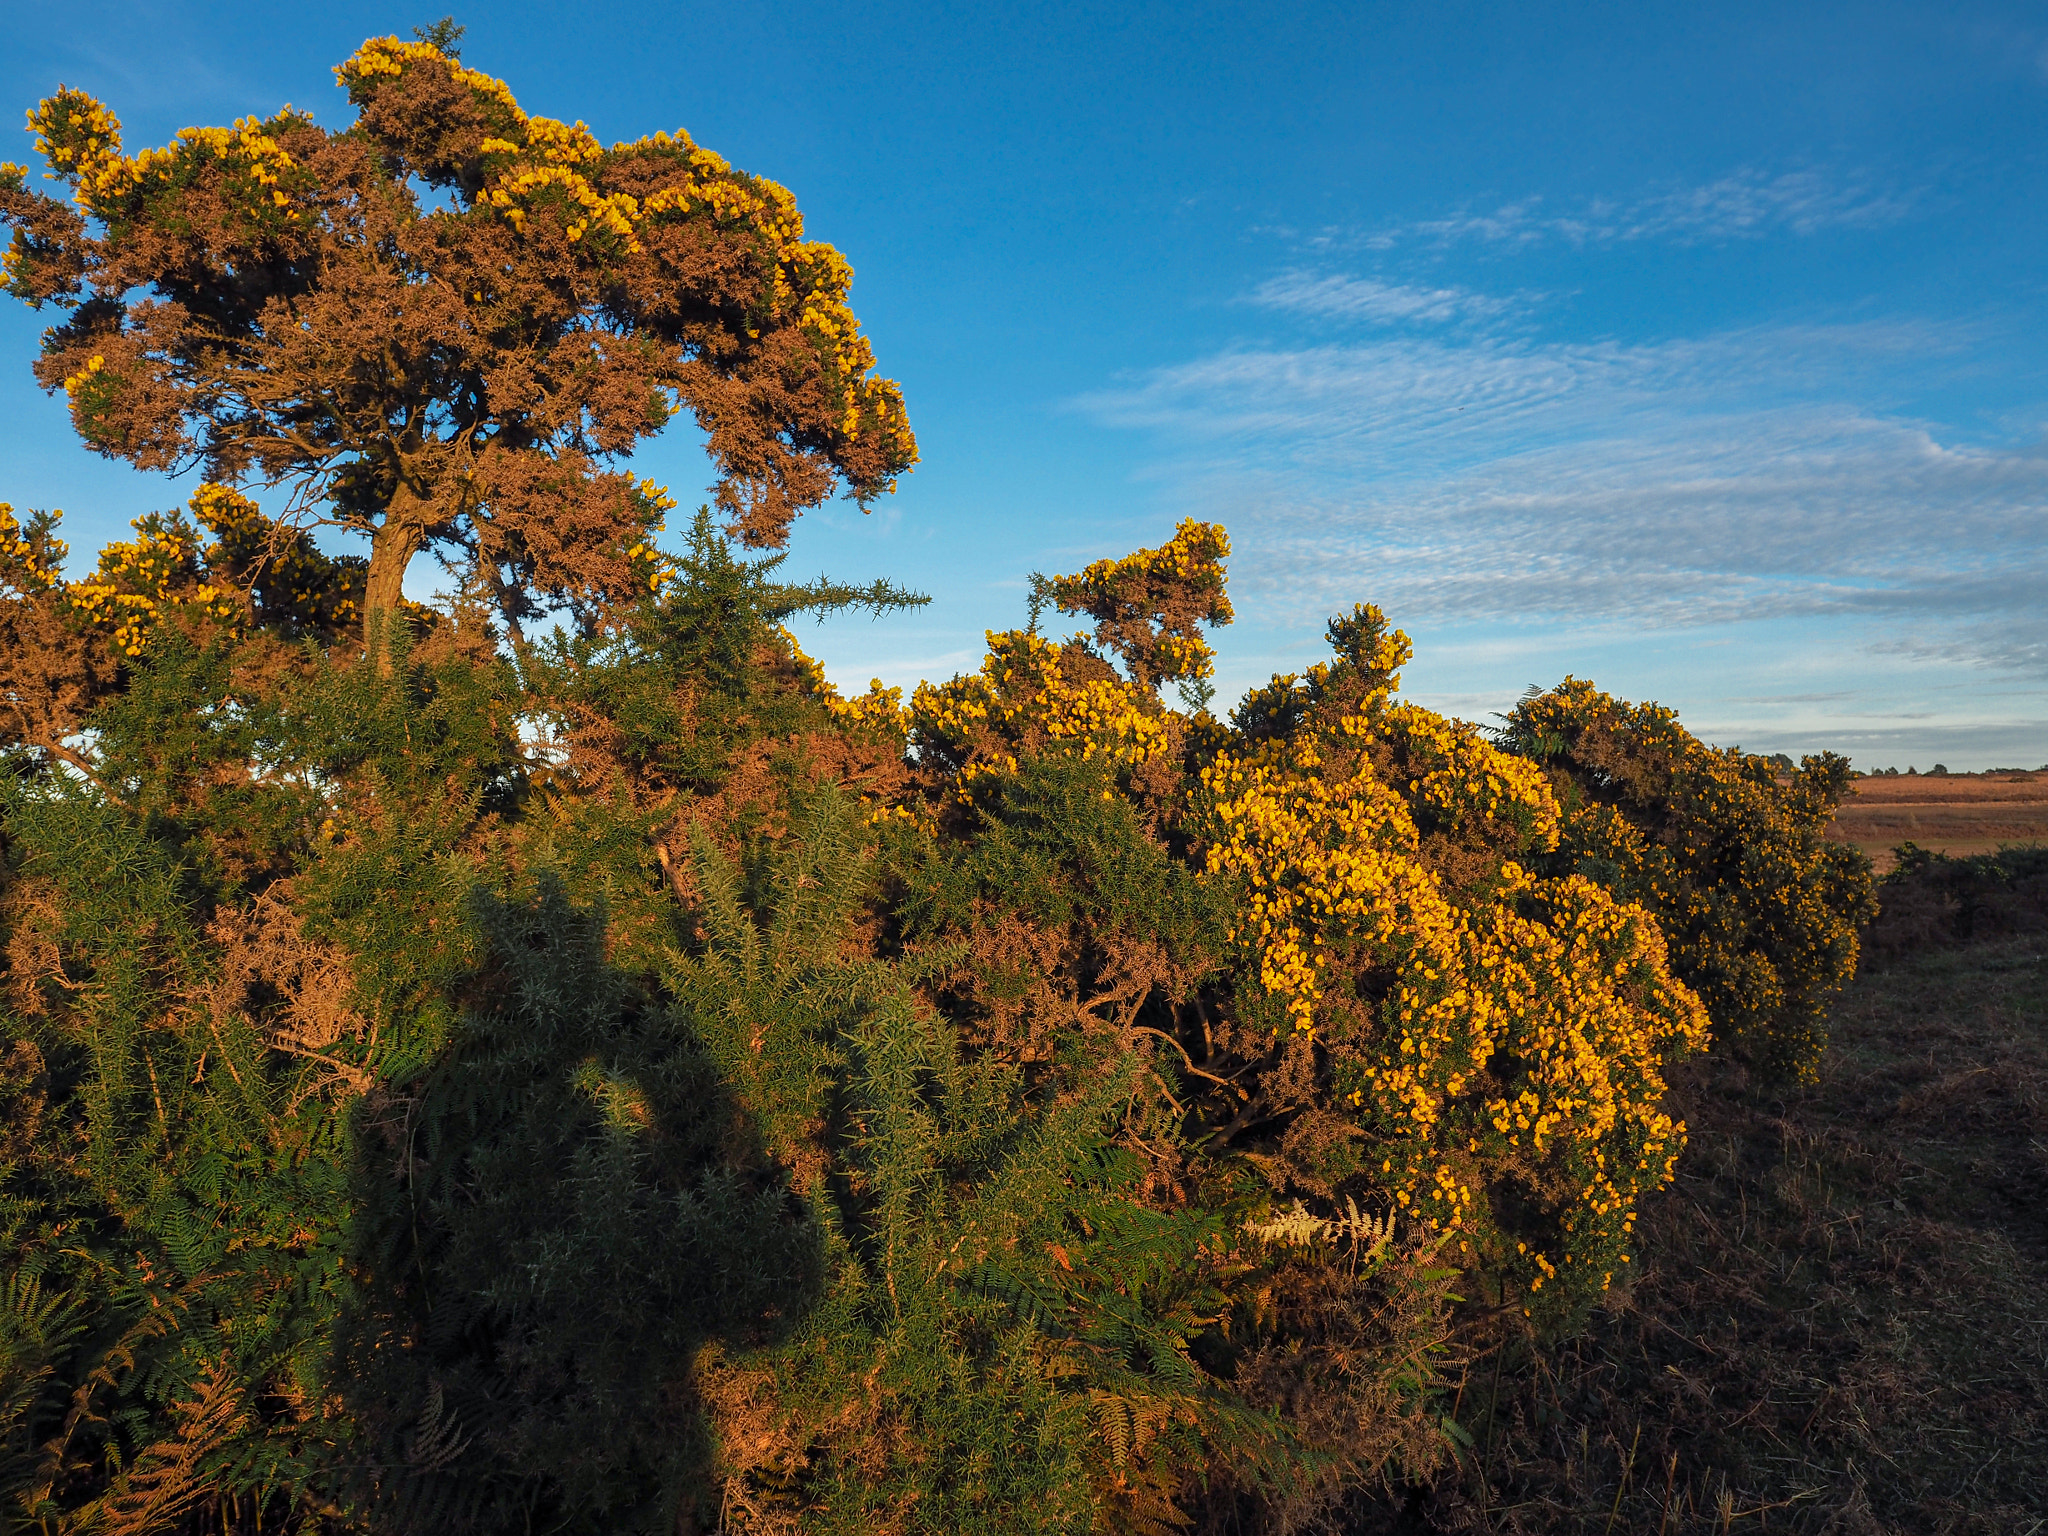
1347;167;1920;252
1075;322;2048;673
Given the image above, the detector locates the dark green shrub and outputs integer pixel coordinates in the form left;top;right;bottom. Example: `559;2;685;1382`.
1864;843;2048;963
1498;678;1877;1082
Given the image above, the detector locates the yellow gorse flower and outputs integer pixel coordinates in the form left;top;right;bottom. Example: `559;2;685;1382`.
60;354;104;394
187;483;361;628
1200;661;1706;1302
67;512;238;655
23;485;361;655
28;88;311;224
325;38;914;461
781;633;910;745
910;629;1172;800
1064;521;1236;629
0;503;67;595
335;36;524;124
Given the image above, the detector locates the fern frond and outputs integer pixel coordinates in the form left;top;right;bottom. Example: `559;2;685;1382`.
403;1377;470;1474
95;1356;246;1536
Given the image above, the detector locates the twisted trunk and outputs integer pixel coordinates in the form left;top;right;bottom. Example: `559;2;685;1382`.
363;485;431;674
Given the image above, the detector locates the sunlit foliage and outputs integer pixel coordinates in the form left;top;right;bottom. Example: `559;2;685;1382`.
0;37;1872;1532
0;28;915;642
1498;679;1877;1082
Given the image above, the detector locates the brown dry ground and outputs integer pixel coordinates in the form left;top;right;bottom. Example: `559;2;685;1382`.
1362;856;2048;1535
1830;771;2048;872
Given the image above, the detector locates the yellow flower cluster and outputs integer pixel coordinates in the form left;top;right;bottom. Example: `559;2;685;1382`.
188;483;359;626
777;630;910;738
188;482;272;551
484;164;640;247
520;117;605;167
1201;688;1707;1302
24;89;119;174
0;503;67;595
68;514;238;656
1204;728;1433;1034
625;481;680;591
478;116;660;251
622;522;672;592
831;680;910;734
1472;878;1700;1213
335;37;524;126
780;243;878;435
779;627;836;698
1153;632;1216;684
1383;702;1561;847
1064;520;1235;624
911;630;1170;794
638;154;802;249
1046;519;1234;687
29;89;308;223
60;354;104;395
9;485;361;653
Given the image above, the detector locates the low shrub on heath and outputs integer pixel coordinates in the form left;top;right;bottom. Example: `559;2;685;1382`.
1497;680;1876;1082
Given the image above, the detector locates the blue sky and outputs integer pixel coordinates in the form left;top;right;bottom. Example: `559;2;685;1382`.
5;0;2046;768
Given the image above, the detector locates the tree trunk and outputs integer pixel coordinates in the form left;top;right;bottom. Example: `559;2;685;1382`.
363;505;427;674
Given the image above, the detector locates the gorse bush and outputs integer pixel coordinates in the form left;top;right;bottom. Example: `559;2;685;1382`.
1194;616;1707;1324
1497;680;1876;1082
0;31;1872;1535
0;493;1737;1532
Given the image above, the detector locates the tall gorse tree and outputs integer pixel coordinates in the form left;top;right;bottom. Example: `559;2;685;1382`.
0;24;915;644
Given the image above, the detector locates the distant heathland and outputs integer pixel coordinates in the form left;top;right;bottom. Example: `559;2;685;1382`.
1831;769;2048;869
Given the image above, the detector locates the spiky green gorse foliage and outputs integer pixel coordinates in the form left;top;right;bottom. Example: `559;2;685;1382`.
0;502;1820;1532
0;506;1459;1534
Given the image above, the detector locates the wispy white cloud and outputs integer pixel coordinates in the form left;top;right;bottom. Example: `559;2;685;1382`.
1074;322;2048;674
1350;167;1917;252
1621;169;1917;240
1247;271;1515;325
1079;323;1955;473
